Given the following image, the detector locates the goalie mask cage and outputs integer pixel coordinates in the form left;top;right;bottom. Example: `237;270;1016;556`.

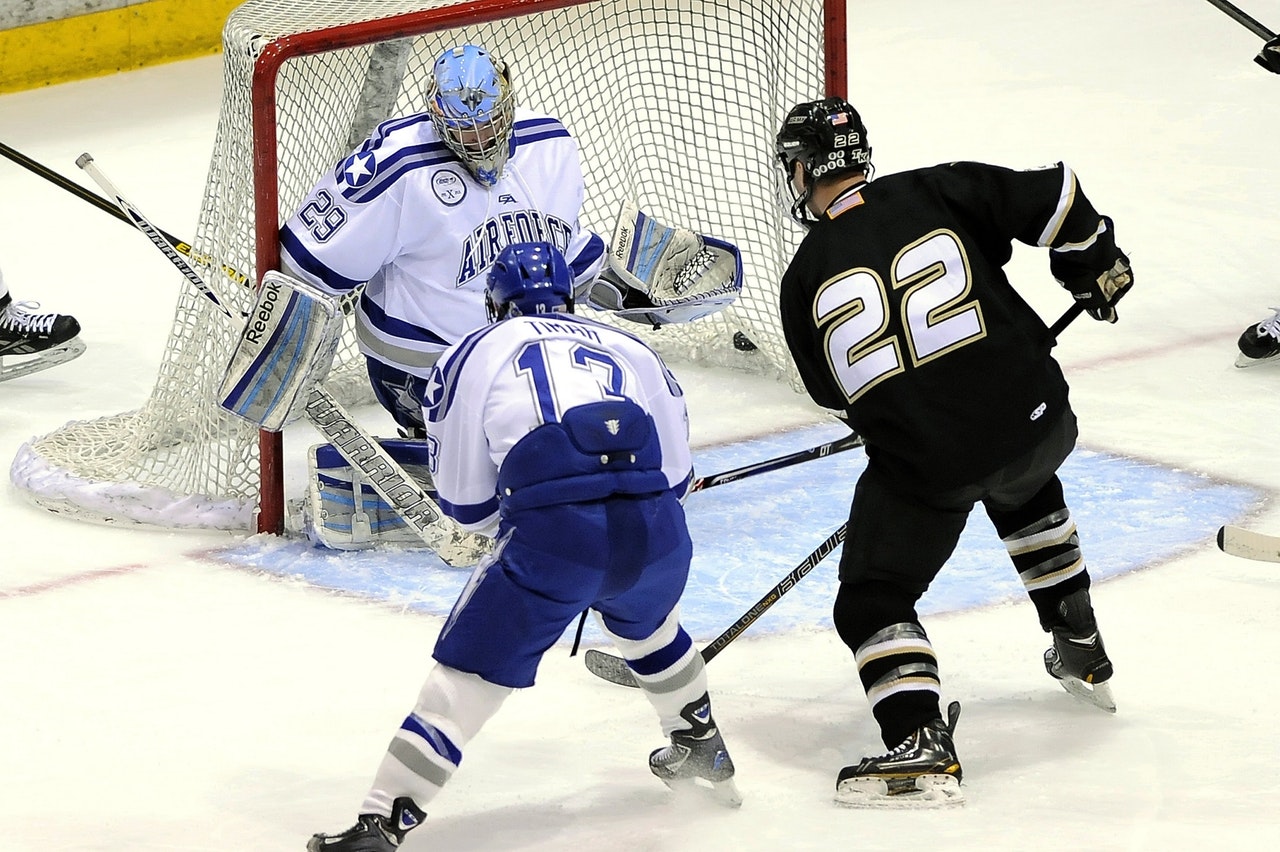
10;0;846;534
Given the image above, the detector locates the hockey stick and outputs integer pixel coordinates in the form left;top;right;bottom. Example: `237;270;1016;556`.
682;300;1071;494
586;301;1085;687
689;431;864;494
0;141;251;290
1201;0;1280;72
76;154;248;319
584;522;848;687
1203;0;1274;40
1217;525;1280;563
1048;302;1084;340
76;152;486;567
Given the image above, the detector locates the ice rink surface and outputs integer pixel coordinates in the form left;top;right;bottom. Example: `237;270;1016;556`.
3;1;1279;849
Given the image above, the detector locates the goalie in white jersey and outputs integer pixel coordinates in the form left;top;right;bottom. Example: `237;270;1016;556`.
280;43;606;435
307;242;740;852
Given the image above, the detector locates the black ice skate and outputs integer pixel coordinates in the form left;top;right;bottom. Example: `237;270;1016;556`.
1235;307;1280;368
835;700;964;808
0;294;85;382
649;693;742;807
1043;588;1116;713
306;797;425;851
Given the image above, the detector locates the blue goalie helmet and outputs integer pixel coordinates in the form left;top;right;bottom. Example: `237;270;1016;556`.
428;44;516;187
485;242;575;322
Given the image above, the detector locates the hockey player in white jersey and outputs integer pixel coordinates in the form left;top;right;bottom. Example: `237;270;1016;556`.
306;242;740;852
280;43;606;436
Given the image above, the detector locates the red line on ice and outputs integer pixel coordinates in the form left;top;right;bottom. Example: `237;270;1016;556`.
0;563;148;600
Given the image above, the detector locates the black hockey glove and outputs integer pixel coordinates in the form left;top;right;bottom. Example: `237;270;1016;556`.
1050;217;1133;323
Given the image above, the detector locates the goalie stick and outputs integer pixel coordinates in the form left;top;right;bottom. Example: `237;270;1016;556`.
1217;525;1280;563
75;152;486;567
584;523;848;688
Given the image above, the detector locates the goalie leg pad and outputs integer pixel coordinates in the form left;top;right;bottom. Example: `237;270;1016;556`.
218;270;345;431
307;439;436;550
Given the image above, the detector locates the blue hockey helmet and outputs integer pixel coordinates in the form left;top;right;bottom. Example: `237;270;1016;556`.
428;44;516;187
485;242;575;322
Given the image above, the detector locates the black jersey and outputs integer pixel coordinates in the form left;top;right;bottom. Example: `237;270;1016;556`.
780;161;1106;492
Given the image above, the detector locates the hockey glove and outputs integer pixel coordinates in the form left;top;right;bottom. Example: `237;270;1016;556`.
1050;217;1133;323
586;201;742;327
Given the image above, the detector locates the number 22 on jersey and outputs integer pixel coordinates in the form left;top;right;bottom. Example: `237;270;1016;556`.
817;229;987;403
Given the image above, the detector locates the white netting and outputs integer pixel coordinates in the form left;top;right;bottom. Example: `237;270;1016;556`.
12;0;833;530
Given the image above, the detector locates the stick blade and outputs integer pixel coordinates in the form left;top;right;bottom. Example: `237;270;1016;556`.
1218;525;1280;563
583;649;640;688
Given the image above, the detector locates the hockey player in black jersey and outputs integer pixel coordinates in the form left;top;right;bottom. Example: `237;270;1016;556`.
775;97;1133;807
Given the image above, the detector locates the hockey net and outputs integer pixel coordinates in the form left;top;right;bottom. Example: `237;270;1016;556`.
11;0;845;533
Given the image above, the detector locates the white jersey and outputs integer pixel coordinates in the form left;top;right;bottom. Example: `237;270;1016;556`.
280;108;607;378
423;313;693;533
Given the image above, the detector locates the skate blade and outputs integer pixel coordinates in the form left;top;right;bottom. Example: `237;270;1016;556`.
662;776;743;809
834;774;964;809
0;337;86;382
1234;351;1280;368
1058;676;1116;713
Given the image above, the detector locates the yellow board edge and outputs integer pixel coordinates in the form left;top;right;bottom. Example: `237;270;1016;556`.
0;0;242;94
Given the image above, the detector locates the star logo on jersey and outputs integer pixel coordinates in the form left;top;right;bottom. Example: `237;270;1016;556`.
421;367;445;413
432;169;467;206
339;151;377;188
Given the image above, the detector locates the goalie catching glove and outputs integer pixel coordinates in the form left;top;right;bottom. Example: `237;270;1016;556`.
587;200;743;327
1049;215;1133;323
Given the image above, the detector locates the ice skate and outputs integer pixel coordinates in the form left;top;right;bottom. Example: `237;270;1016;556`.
835;700;964;808
1234;307;1280;368
0;295;85;381
1043;589;1116;713
306;797;424;851
649;693;742;807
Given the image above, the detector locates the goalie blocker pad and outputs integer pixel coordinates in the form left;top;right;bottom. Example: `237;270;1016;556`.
218;270;345;431
588;200;742;327
307;439;437;550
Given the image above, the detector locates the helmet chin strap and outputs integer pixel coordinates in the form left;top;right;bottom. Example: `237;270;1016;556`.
789;171;820;228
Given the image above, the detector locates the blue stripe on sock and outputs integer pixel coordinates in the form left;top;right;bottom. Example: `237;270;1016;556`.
401;713;462;766
628;626;693;677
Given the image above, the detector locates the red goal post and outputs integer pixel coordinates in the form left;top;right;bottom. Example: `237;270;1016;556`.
11;0;847;537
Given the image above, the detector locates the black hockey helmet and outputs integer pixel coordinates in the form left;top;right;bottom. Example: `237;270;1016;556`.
775;97;872;225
